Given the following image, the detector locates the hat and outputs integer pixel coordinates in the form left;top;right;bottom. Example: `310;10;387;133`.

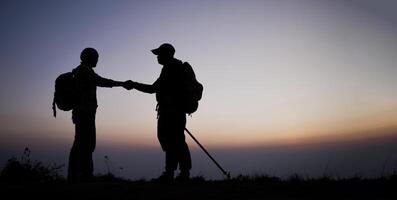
151;43;175;56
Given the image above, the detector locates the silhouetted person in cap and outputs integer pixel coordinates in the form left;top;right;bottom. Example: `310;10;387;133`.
126;43;192;182
68;47;130;182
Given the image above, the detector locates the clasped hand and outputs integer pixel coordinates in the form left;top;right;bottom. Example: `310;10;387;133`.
122;80;134;90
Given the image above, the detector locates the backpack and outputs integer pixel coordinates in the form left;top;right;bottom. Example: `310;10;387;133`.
52;71;77;117
183;62;203;115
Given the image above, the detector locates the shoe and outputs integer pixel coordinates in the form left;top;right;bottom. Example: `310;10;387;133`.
152;171;174;183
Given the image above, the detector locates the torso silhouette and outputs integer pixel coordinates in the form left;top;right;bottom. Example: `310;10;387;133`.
155;58;186;114
72;64;115;112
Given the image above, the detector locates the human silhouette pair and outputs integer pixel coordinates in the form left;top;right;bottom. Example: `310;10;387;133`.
68;44;192;182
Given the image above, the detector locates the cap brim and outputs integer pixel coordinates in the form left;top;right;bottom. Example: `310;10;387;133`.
151;48;160;55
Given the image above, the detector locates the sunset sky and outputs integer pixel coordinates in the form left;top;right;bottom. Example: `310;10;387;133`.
1;0;397;179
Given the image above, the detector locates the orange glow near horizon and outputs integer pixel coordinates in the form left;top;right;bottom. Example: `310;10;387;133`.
3;104;396;150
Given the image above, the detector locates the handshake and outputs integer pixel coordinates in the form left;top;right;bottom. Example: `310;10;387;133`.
122;80;135;90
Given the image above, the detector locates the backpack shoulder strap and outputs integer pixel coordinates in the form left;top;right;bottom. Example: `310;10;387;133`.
52;94;57;118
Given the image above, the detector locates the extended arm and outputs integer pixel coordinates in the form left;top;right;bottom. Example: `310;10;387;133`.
128;80;158;94
94;73;128;88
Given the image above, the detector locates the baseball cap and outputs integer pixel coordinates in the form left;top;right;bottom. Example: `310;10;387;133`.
151;43;175;56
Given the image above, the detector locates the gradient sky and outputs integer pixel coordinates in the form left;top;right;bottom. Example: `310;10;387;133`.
1;0;397;179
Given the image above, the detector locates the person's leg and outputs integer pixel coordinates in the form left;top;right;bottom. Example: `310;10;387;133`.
178;142;192;173
165;149;178;172
157;115;169;152
156;114;176;181
81;113;96;180
68;122;84;181
173;113;191;180
67;139;80;181
68;111;96;181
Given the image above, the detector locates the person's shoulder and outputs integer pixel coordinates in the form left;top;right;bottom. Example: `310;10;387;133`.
171;58;183;66
74;64;86;72
73;65;94;77
172;59;187;70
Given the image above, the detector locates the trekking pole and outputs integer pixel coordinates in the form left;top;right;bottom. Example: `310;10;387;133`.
185;128;231;179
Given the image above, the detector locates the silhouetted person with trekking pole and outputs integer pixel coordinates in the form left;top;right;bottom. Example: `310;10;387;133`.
66;48;131;182
125;43;202;182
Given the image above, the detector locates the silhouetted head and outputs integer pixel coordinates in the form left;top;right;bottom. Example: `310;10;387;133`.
80;48;99;68
151;43;175;65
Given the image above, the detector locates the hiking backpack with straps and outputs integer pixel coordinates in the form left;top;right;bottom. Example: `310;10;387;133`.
52;71;77;117
182;62;203;115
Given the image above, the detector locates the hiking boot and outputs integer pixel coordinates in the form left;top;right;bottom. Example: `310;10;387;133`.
152;171;174;183
175;171;190;182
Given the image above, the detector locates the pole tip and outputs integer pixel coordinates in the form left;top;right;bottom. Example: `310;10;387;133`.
226;172;231;179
